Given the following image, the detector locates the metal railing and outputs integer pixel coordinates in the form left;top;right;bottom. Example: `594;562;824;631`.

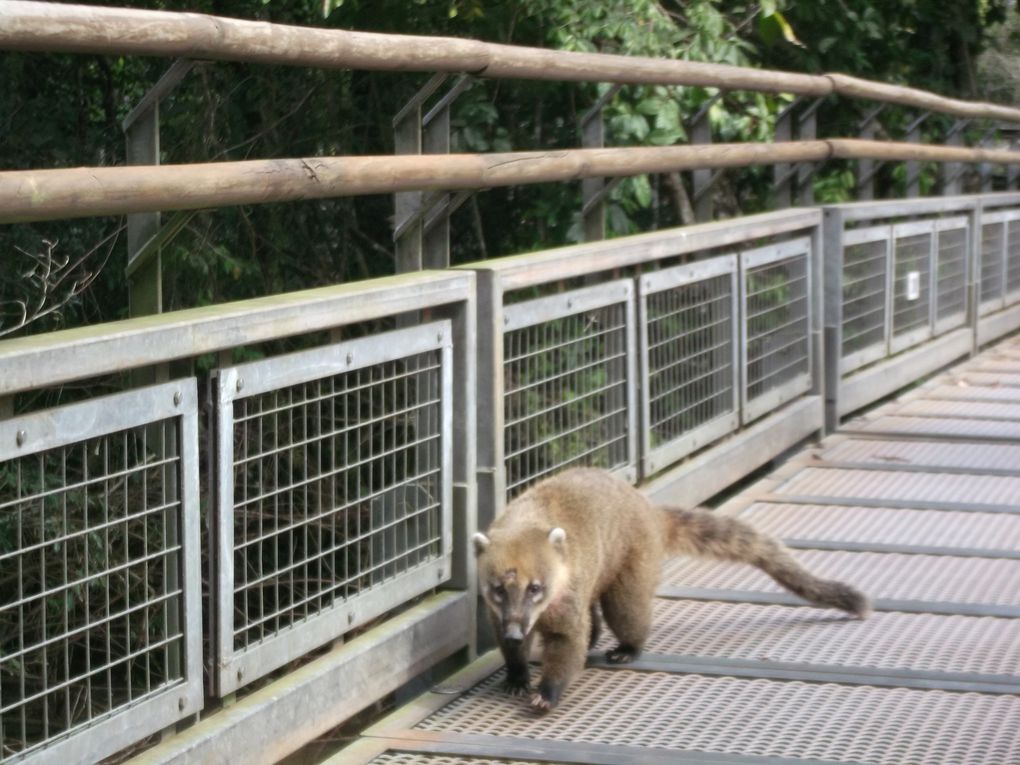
823;192;1020;425
0;382;202;765
0;272;476;763
468;208;825;529
2;195;1020;762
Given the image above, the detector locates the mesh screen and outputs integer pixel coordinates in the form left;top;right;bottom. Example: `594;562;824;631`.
744;254;810;404
417;668;1020;765
661;550;1020;607
775;466;1020;508
857;414;1020;441
1008;218;1020;298
371;755;535;765
981;221;1006;305
503;303;630;499
891;232;931;339
0;423;186;760
645;273;735;453
230;351;444;650
595;598;1020;677
936;226;968;324
822;436;1020;473
841;237;887;358
735;501;1020;552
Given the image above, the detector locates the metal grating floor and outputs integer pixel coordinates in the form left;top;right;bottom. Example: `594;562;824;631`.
330;334;1020;765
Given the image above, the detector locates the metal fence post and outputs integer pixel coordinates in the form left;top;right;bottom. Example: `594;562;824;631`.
904;112;929;198
394;75;471;271
773;98;797;208
579;85;623;239
796;99;822;206
969;200;983;354
942;119;968;196
979;126;996;193
1008;134;1020;190
123;59;194;320
688;93;721;222
822;207;845;431
855;106;883;201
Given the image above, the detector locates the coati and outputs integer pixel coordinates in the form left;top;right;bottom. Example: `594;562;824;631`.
473;467;870;713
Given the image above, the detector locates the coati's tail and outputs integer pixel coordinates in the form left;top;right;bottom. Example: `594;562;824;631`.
662;507;872;619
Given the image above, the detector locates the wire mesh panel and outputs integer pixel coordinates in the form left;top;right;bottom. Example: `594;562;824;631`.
980;213;1007;315
934;217;970;335
639;256;739;475
890;221;934;354
741;238;813;424
1005;213;1020;305
840;226;890;373
502;280;636;499
0;382;202;764
214;322;453;694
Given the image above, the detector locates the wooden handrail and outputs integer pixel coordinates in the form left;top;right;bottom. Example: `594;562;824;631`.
4;140;1020;224
2;1;1019;122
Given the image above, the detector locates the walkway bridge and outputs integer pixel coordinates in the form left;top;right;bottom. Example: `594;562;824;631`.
1;4;1020;764
335;333;1020;765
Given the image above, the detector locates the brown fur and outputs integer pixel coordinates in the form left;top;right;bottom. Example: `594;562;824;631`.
473;467;870;713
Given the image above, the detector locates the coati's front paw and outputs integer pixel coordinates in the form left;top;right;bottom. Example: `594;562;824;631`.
606;644;641;664
528;679;563;714
529;692;554;714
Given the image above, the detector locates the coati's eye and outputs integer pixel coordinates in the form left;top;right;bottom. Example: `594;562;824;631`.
527;582;543;597
490;584;506;601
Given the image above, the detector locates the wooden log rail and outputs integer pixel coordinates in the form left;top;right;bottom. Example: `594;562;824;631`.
3;139;1020;224
2;1;1020;123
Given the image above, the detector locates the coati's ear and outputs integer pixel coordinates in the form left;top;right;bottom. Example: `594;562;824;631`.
472;532;491;556
548;527;567;552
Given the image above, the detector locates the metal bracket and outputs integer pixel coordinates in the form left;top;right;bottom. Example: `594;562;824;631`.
580;84;623;241
978;125;998;192
124;58;196;317
942;118;970;194
773;97;824;207
393;75;472;271
904;111;931;197
687;90;724;222
855;104;885;200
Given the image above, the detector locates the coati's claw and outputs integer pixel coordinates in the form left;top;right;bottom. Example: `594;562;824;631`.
529;692;553;714
503;677;531;696
606;644;641;664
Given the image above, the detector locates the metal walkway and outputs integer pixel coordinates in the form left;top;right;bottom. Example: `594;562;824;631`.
330;335;1020;765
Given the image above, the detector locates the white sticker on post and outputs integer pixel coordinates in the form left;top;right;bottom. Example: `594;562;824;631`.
906;271;921;301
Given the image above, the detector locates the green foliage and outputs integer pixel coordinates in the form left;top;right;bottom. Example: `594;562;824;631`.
2;0;1015;335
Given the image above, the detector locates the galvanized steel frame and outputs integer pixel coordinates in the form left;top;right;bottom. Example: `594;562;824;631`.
821;194;1020;425
0;271;478;762
212;321;456;695
465;209;823;530
739;237;814;424
0;380;204;765
499;279;639;498
638;255;741;476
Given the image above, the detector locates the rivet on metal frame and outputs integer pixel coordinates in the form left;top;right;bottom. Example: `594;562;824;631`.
346;352;355;365
15;430;26;447
173;390;182;406
348;611;355;625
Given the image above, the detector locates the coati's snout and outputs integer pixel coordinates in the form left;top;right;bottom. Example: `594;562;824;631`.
472;526;569;643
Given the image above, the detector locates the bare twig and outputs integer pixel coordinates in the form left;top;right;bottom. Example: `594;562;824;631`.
1;224;124;337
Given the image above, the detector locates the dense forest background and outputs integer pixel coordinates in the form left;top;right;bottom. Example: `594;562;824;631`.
3;0;1020;336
